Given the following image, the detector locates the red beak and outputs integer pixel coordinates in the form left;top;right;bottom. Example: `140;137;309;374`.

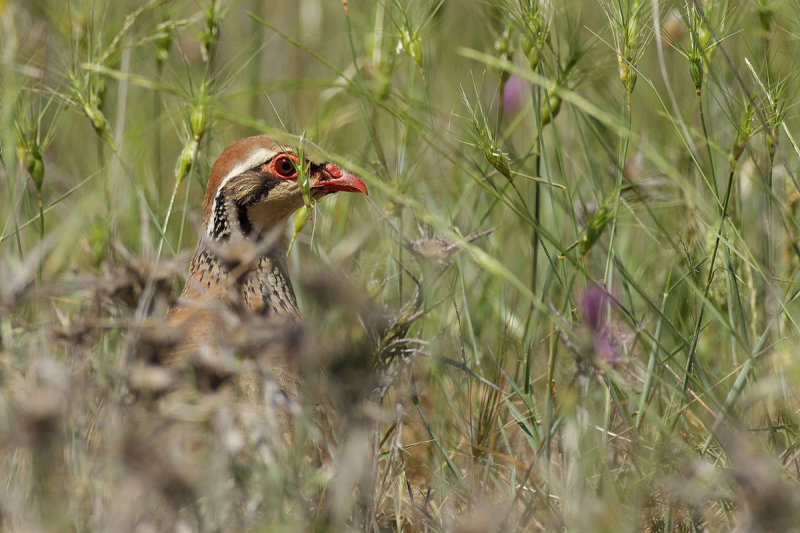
313;164;368;195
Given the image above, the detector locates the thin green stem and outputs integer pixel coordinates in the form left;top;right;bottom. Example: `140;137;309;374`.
37;191;44;281
156;176;182;260
681;162;738;399
532;82;542;296
697;91;718;198
636;267;672;429
604;92;632;286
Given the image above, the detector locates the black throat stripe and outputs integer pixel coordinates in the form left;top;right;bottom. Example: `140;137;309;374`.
212;191;230;240
236;203;253;237
214;173;282;240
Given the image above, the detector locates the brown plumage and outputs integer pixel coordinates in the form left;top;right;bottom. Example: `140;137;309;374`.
165;134;367;391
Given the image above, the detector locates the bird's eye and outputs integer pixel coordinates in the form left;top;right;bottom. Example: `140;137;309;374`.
273;155;297;177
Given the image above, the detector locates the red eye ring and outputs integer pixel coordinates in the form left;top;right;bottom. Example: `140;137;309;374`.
272;154;297;178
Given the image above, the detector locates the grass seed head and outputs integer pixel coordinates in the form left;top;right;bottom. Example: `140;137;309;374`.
605;0;649;96
579;201;610;256
484;144;512;181
174;137;199;186
398;29;423;70
190;102;207;140
155;29;172;68
756;0;775;34
17;139;44;192
201;0;224;65
81;100;113;146
689;49;704;91
460;89;512;181
539;89;562;129
518;1;549;72
288;205;310;256
175;85;210;185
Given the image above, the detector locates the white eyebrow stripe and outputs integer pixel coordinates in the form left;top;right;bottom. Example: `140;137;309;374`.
206;147;282;236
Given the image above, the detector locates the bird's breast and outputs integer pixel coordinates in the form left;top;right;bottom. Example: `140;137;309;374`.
239;254;300;317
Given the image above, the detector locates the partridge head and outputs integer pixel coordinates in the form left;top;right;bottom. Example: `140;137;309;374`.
200;134;367;243
165;134;367;369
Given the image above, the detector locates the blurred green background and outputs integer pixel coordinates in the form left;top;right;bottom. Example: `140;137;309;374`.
3;0;800;531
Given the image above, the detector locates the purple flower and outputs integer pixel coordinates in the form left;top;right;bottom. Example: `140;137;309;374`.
579;284;625;363
502;75;526;114
579;284;605;330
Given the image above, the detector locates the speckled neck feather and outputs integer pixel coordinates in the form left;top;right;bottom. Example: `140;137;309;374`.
185;239;299;318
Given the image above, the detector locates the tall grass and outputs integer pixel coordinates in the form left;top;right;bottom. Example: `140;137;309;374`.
2;0;800;531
